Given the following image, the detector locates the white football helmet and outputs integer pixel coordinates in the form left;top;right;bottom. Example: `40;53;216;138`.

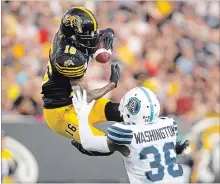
119;87;160;124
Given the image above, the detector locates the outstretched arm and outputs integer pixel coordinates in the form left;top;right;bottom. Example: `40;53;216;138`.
72;90;131;156
72;90;115;153
71;64;120;103
71;77;115;103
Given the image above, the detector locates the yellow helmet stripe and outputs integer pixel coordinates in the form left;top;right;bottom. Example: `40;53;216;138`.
75;7;97;31
201;124;220;150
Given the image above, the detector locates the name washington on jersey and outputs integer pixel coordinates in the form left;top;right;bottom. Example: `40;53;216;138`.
134;125;176;144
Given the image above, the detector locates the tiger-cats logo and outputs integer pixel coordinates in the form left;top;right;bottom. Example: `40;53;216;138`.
63;14;82;33
64;60;74;67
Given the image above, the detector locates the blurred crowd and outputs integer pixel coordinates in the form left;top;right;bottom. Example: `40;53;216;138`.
2;1;220;123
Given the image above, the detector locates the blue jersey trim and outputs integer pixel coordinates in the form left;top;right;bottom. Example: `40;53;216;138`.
107;134;132;145
108;129;133;139
110;125;133;134
108;127;133;135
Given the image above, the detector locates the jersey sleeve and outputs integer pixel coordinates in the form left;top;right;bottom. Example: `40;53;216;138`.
107;123;133;145
54;54;86;79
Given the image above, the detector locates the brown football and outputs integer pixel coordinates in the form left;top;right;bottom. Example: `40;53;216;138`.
94;42;111;63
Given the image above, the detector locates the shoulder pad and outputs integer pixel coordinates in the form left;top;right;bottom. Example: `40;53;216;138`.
159;117;177;132
163;117;178;136
54;53;87;79
107;123;133;145
164;117;177;125
159;117;175;123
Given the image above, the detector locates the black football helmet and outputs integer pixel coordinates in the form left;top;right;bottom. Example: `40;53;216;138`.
60;7;102;55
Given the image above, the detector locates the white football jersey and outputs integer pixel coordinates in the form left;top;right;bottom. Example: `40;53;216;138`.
107;117;184;184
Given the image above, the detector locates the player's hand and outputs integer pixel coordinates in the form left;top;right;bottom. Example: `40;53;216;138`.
71;140;114;156
110;64;120;88
72;90;95;117
99;28;115;50
176;140;190;155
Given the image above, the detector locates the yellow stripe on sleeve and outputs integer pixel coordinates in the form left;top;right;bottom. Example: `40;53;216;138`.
55;64;85;77
61;71;84;78
57;70;84;78
55;62;84;70
55;63;85;73
56;67;84;76
66;72;85;78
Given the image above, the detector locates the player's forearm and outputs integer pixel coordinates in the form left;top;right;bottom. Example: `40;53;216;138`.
71;77;115;103
78;115;111;153
86;82;115;102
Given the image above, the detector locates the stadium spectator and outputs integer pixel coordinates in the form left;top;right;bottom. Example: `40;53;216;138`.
1;1;219;124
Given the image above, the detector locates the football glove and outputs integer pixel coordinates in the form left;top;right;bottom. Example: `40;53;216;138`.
72;90;95;117
176;140;190;155
98;28;115;50
71;140;113;156
110;64;120;87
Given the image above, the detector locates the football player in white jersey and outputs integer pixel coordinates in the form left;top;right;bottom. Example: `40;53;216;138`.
72;87;189;183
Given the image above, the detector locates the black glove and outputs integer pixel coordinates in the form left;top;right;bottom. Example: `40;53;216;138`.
110;64;120;87
176;140;190;155
71;140;114;156
98;28;115;50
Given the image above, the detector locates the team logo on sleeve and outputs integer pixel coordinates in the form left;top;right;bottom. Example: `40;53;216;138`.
127;97;141;115
63;14;82;33
64;60;74;67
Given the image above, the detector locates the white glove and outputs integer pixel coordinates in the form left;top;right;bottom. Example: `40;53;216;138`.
72;90;110;153
72;90;95;118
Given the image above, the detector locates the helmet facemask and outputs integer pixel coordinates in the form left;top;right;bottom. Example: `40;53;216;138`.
72;30;101;56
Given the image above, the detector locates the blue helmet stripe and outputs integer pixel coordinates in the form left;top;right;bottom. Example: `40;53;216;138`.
139;87;154;122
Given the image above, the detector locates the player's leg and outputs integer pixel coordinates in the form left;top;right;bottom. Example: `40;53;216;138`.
89;97;123;125
64;105;105;142
44;105;112;157
44;105;106;142
43;105;77;139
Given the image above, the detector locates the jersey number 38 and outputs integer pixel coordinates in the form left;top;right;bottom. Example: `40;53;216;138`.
139;142;183;182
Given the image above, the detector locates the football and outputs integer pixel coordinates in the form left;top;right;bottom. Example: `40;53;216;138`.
94;42;111;63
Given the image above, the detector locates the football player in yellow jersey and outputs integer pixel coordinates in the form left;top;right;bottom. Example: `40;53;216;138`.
41;7;122;156
182;116;220;182
1;131;18;183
